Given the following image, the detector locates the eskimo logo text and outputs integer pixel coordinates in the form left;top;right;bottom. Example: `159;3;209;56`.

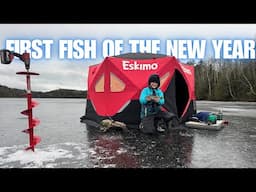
122;60;158;70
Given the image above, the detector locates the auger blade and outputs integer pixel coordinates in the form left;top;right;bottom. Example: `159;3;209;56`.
16;71;39;76
19;70;41;152
31;99;39;108
25;135;41;151
22;128;30;133
33;135;41;146
21;109;30;116
25;146;34;151
32;118;40;127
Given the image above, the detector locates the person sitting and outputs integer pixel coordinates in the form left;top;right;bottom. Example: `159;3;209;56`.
139;74;176;133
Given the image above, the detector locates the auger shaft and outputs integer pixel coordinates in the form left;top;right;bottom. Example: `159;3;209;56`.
17;71;40;151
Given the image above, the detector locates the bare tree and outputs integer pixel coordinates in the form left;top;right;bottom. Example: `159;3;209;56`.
224;64;236;100
239;61;256;96
206;60;212;99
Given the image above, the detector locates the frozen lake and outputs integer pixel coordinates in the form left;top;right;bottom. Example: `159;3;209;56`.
0;98;256;168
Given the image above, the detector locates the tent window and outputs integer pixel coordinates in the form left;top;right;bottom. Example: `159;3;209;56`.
110;72;125;92
95;74;104;92
160;72;170;88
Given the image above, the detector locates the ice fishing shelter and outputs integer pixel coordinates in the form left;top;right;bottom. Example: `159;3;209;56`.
80;53;196;128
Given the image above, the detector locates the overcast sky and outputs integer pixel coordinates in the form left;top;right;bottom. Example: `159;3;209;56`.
1;24;256;92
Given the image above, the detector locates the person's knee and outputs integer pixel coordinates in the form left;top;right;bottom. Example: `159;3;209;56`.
164;112;176;121
167;116;179;128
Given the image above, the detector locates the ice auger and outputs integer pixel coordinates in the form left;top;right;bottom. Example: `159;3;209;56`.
0;49;41;151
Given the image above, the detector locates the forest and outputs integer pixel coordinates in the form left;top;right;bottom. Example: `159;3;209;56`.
192;58;256;101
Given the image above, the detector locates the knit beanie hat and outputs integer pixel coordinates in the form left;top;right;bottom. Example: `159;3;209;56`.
148;74;160;88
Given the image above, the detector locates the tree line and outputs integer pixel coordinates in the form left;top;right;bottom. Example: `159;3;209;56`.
0;85;87;98
193;59;256;101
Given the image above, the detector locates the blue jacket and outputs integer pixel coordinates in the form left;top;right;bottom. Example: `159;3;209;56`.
139;87;165;119
194;112;211;122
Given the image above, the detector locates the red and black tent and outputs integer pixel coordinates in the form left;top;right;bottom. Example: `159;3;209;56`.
81;53;196;128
